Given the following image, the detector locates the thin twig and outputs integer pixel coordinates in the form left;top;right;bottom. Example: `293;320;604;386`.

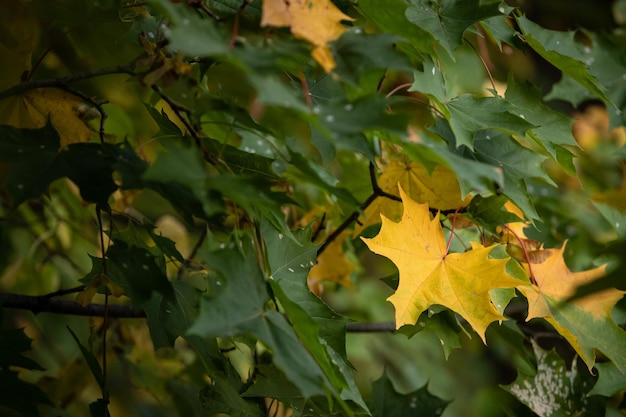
96;207;110;397
317;192;378;256
385;82;413;98
187;0;221;21
298;67;313;109
59;84;109;143
177;226;208;280
445;206;462;256
150;84;220;166
228;0;252;47
41;285;86;299
468;31;497;94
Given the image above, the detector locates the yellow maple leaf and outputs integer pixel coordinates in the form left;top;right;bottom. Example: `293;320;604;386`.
354;160;470;236
308;231;356;292
0;89;94;146
260;0;353;72
76;273;124;306
362;187;520;342
0;0;92;146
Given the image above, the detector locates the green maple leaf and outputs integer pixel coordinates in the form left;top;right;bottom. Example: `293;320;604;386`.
473;130;554;220
505;79;578;158
369;371;449;417
545;31;626;126
356;0;437;54
516;15;611;105
187;244;327;398
405;0;501;58
444;94;535;149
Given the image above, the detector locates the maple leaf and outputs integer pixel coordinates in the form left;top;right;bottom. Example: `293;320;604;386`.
261;0;353;72
362;187;520;342
354;160;470;236
308;231;356;293
518;243;626;372
0;0;93;146
0;89;94;146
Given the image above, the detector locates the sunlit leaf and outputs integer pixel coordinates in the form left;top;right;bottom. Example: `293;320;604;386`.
261;0;354;72
363;187;521;341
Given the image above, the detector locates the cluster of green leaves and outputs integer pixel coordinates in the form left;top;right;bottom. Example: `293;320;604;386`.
1;0;626;416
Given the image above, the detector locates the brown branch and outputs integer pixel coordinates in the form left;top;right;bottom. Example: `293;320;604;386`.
0;64;137;101
228;0;253;48
317;163;466;255
0;292;146;318
0;292;394;333
150;84;220;166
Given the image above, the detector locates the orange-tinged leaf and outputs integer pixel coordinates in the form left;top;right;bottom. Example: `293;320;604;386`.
362;188;520;342
0;88;93;146
518;242;626;371
354;161;470;236
308;232;356;291
261;0;353;72
521;243;617;318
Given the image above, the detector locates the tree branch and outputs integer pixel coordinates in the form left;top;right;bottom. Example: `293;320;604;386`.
0;292;145;318
0;292;395;332
0;64;137;101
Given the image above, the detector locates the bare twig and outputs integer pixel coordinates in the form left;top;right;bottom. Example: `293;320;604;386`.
177;226;208;280
228;0;253;48
150;84;220;166
317;162;465;255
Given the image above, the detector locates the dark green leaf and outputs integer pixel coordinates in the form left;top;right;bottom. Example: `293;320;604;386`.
474;130;555;220
67;327;105;391
588;361;626;397
152;0;229;57
106;241;175;305
516;15;611;105
0;369;53;417
444;94;535;149
143;281;201;349
505;79;578;157
144;104;182;138
262;222;348;357
89;398;110;417
356;0;436;54
409;56;447;103
467;195;523;234
332;31;413;85
405;0;501;58
188;247;327;397
369;371;449;417
0;326;44;371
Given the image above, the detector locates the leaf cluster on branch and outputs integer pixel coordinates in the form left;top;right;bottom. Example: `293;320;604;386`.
1;0;626;416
